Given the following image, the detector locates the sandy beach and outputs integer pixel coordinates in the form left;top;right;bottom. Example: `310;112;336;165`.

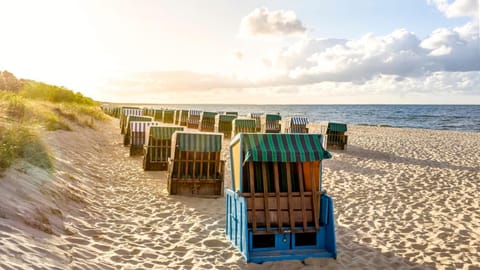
0;117;479;270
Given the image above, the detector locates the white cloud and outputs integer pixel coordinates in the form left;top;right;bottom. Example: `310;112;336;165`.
238;7;306;37
428;0;479;18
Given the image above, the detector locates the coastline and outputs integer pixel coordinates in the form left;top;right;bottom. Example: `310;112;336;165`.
0;117;479;269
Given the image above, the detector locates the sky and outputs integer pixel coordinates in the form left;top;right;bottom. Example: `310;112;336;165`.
0;0;479;104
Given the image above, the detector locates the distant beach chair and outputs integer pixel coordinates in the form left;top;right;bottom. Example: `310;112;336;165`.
215;114;237;139
248;113;263;132
226;133;336;263
187;110;202;129
226;112;238;116
200;111;218;132
319;122;348;150
123;115;153;146
282;116;309;134
231;118;256;138
129;121;160;156
143;126;184;170
167;132;225;197
120;107;142;134
163;109;175;124
177;110;189;126
154;109;163;122
261;114;282;133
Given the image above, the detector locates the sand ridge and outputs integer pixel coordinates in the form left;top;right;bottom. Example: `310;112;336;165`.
0;118;479;269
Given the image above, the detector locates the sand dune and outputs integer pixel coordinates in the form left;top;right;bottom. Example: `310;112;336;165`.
0;118;479;269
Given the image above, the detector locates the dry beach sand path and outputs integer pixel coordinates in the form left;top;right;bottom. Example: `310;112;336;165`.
0;117;479;269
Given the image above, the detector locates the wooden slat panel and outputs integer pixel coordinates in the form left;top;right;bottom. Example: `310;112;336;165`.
297;162;308;230
249;162;257;232
286;163;295;231
273;162;282;232
261;163;270;232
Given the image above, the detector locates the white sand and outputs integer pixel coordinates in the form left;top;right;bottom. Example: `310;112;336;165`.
0;118;479;269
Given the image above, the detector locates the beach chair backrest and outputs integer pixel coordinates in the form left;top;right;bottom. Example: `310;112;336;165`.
145;126;184;163
170;132;223;180
130;121;160;146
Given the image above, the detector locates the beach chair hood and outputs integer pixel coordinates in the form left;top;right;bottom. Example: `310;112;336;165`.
237;133;332;163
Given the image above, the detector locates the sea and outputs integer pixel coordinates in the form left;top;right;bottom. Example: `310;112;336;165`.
142;104;480;132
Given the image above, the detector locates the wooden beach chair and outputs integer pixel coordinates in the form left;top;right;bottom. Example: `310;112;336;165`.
123;115;153;146
163;109;175;124
129;121;160;156
167;132;225;197
261;114;282;133
319;122;348;150
153;109;163;122
226;133;337;263
215;114;237;139
282;117;309;134
199;111;218;132
187;110;202;129
178;110;189;126
231;118;256;138
143;126;184;170
248;113;263;132
120;107;142;134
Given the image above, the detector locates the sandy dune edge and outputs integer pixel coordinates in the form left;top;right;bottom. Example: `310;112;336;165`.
0;118;479;269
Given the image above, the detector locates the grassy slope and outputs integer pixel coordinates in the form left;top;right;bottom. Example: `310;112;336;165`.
0;79;107;173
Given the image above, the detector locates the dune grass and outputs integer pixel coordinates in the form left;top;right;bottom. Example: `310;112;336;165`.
0;77;107;172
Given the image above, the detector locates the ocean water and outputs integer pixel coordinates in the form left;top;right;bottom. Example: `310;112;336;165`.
148;104;480;132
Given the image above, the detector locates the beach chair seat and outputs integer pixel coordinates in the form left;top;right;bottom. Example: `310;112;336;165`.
167;132;225;197
143;126;184;170
282;117;309;134
232;118;257;138
319;122;348;150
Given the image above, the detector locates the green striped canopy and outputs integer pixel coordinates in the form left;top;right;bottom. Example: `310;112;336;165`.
241;133;331;162
233;118;256;128
149;126;184;140
217;114;237;122
175;132;223;152
202;111;218;119
265;114;282;121
127;115;153;123
328;122;347;132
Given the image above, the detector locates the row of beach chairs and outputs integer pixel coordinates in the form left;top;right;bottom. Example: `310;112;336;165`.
100;105;339;263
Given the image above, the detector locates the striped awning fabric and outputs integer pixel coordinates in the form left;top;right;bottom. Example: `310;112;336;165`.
122;108;142;116
189;110;202;116
240;133;331;162
248;113;263;118
216;114;237;122
233;118;256;129
130;121;160;132
127;115;153;123
202;111;218;119
328;122;347;132
265;114;282;121
173;132;223;152
148;126;184;140
291;117;309;125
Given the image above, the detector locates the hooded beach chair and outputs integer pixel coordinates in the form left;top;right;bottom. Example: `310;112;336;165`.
282;117;309;134
248;113;263;132
129;121;160;156
231;118;256;138
163;109;175;124
199;111;218;132
123;115;153;146
215;114;237;139
143;126;184;170
319;122;348;150
167;132;225;197
261;113;282;133
153;109;163;122
120;107;142;134
178;110;189;126
226;133;336;263
187;110;202;129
